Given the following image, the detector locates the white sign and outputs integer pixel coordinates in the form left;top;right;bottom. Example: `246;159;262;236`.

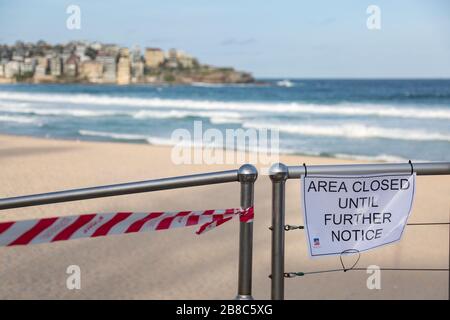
302;173;415;257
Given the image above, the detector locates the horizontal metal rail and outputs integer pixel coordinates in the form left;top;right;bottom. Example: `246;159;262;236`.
269;161;450;300
286;162;450;179
0;169;239;210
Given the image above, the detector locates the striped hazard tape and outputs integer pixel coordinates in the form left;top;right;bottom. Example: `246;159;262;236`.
0;207;253;247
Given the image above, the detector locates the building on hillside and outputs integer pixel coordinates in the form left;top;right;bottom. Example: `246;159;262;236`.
177;53;195;69
165;48;181;68
20;57;37;75
12;50;25;62
34;57;48;79
61;44;74;61
165;49;195;69
80;60;103;83
117;56;130;85
49;56;62;76
131;60;144;83
75;43;89;62
90;42;102;51
64;54;79;77
131;46;141;63
119;47;129;57
4;60;20;78
145;48;164;68
103;44;120;57
21;57;36;74
0;49;10;64
96;53;116;83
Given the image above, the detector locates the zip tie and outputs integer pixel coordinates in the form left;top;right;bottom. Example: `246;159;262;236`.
268;224;305;231
284;225;304;231
408;160;414;175
303;163;308;177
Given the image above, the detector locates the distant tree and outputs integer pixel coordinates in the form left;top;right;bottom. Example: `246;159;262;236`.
163;73;175;82
15;71;34;81
54;45;63;54
36;40;48;47
0;48;11;60
85;47;97;60
192;58;200;69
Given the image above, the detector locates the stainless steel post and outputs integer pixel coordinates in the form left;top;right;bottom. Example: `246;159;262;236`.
269;163;288;300
236;164;258;300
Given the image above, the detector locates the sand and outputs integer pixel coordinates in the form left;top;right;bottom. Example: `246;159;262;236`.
0;134;448;299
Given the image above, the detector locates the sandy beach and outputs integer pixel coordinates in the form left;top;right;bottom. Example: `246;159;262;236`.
0;134;448;299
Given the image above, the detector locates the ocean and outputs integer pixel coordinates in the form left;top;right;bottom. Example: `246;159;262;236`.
0;79;449;162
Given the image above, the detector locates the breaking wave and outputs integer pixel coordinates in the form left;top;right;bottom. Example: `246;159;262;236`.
243;122;450;142
0;101;243;124
1;92;449;120
0;114;42;125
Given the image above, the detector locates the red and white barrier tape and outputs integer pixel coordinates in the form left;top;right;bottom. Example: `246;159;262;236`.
0;207;253;247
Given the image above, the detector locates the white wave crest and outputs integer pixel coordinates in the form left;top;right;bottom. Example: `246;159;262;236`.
276;80;294;87
333;153;409;162
243;122;450;142
2;106;121;117
1;92;449;120
0;100;243;124
133;110;242;124
78;130;202;147
78;130;148;141
0;115;41;125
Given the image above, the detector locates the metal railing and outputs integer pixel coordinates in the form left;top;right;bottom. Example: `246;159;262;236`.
268;161;450;300
0;164;258;300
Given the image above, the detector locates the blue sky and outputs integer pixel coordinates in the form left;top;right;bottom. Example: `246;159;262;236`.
1;0;449;78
